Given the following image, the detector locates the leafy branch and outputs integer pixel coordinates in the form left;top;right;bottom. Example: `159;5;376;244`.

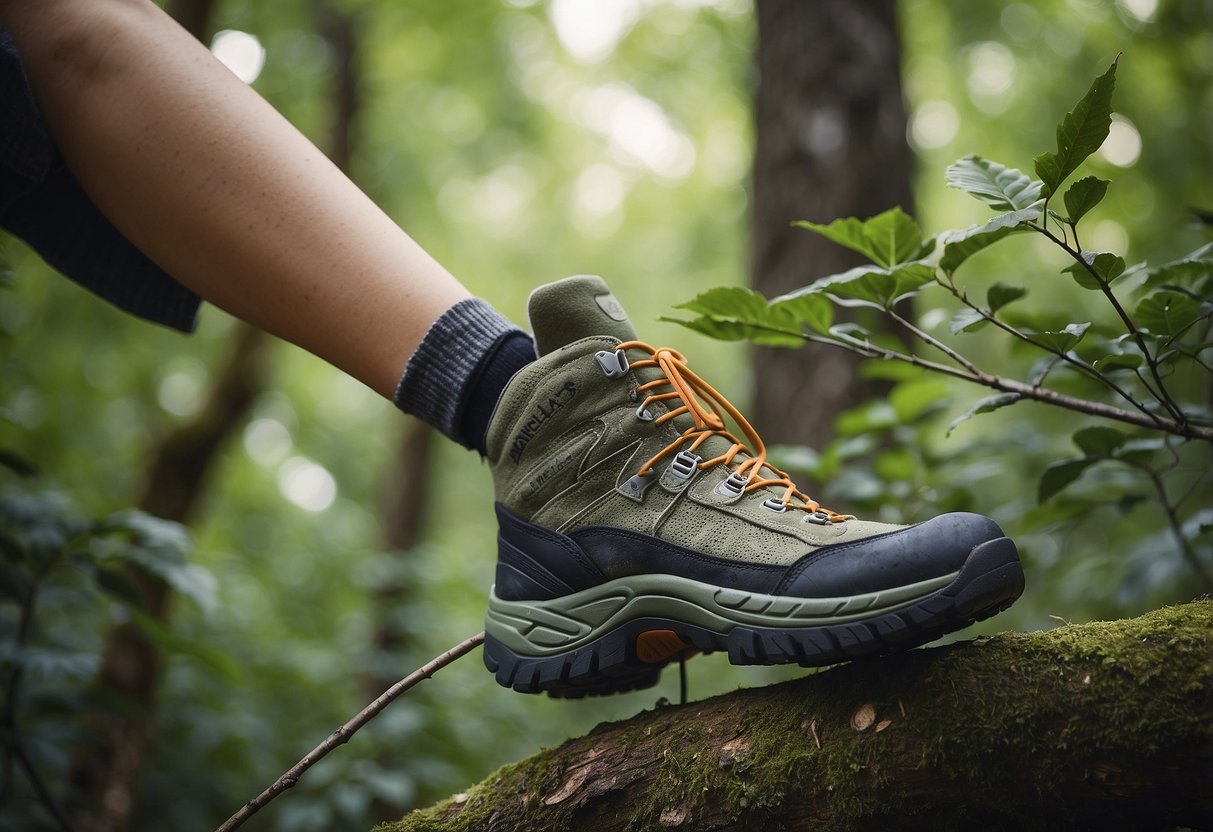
666;56;1213;585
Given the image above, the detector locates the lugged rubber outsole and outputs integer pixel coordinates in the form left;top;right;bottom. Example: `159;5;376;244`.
483;536;1025;698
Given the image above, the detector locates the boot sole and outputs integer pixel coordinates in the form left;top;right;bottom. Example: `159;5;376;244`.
483;536;1024;698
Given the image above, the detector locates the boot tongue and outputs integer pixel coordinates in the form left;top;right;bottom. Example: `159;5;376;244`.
527;275;638;356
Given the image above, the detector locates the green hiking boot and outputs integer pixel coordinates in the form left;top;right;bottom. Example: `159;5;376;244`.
483;275;1025;697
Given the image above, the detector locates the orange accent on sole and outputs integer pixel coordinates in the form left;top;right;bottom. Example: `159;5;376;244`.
635;629;696;664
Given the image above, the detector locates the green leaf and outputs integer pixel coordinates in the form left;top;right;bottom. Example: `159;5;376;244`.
676;286;771;321
888;379;951;422
1072;426;1128;456
836;400;899;437
767;292;834;335
1063;252;1126;290
1134;291;1203;336
1093;352;1143;372
950;308;988;334
794;207;928;268
858;361;924;381
667;286;809;347
937;207;1041;276
1033;58;1119;198
1115;437;1165;466
1062;176;1110;224
988;282;1028;313
944;155;1043;211
1140;243;1213;292
1030;322;1092;353
662;314;804;348
791;262;935;307
1038;457;1099;502
947;393;1022;435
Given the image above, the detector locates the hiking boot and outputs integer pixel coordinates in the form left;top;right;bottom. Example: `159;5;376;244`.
483;275;1024;697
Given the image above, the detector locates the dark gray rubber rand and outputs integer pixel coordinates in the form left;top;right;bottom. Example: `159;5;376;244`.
483;536;1025;698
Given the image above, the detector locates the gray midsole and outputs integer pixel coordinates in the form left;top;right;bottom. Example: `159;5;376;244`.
486;571;958;657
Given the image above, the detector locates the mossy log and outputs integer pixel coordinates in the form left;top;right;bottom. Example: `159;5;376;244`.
379;602;1213;832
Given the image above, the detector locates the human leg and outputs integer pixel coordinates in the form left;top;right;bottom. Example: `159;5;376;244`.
0;0;469;401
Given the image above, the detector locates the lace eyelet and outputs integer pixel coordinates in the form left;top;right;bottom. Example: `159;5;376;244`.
594;349;630;379
635;405;655;422
762;497;788;513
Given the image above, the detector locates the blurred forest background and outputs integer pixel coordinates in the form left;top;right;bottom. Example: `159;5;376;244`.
1;0;1209;830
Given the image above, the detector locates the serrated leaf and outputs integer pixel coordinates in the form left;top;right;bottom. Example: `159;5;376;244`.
1030;322;1092;353
794;207;928;268
945;155;1043;211
1034;58;1119;198
791;263;935;307
936;207;1041;276
1135;291;1202;336
988;282;1028;313
1062;176;1110;225
1038;457;1099;502
1063;251;1126;290
668;286;808;347
947;393;1022;435
950;308;988;334
1072;426;1128;456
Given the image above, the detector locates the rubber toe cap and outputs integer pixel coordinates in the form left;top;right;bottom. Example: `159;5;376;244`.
775;512;1005;598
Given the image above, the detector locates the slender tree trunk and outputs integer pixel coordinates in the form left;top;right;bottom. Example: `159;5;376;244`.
380;602;1213;832
69;324;270;832
750;0;914;448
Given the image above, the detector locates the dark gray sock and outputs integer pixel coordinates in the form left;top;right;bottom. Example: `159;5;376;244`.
393;298;535;454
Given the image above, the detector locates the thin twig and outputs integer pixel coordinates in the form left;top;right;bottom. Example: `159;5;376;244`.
934;279;1161;423
797;330;1213;441
1140;467;1213;593
1031;223;1188;427
886;308;981;374
214;631;486;832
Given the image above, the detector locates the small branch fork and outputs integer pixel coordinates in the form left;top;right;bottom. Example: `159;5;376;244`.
214;631;485;832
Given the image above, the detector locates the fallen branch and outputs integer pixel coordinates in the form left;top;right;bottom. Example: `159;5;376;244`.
381;602;1213;832
215;631;485;832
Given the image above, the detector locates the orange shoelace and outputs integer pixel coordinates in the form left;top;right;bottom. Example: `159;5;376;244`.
619;341;850;523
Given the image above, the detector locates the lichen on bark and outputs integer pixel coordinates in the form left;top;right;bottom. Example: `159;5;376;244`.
377;601;1213;832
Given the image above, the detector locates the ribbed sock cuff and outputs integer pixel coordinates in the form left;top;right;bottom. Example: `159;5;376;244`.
393;298;533;450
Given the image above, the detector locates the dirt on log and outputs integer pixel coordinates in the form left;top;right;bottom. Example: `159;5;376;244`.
379;601;1213;832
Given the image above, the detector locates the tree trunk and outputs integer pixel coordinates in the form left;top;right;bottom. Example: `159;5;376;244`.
380;602;1213;832
68;324;270;832
750;0;914;447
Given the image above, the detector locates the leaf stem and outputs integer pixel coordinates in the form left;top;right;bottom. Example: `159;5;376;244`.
885;308;981;375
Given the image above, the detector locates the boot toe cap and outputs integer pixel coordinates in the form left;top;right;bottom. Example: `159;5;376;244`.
776;512;1005;598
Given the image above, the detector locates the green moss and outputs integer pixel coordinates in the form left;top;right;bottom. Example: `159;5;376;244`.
378;602;1213;832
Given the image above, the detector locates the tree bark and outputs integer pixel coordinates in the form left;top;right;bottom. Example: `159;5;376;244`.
380;601;1213;832
750;0;914;448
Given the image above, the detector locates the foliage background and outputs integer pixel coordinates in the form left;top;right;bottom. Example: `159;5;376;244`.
0;0;1208;830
